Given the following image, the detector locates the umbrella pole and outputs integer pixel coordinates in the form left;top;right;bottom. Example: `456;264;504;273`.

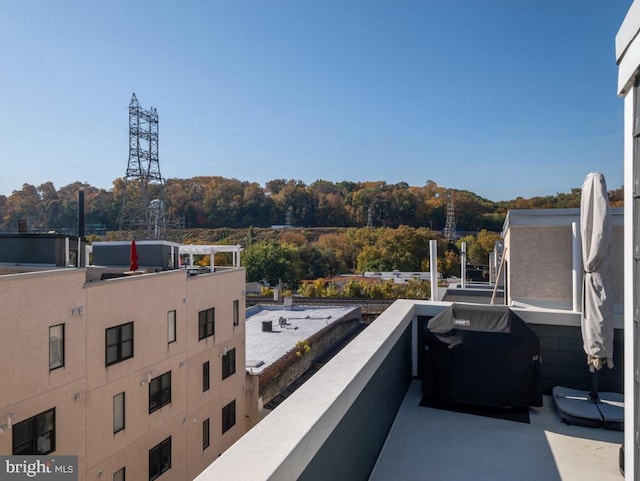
588;365;600;403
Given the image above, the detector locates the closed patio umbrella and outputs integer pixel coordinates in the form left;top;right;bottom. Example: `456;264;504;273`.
580;171;614;399
552;172;622;430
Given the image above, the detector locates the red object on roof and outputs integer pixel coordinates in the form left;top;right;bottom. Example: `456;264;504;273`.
129;240;139;271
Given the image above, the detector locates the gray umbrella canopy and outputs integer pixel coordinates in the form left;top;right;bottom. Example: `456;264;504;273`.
580;172;614;370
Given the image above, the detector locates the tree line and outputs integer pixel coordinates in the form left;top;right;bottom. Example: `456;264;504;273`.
236;226;501;288
0;176;624;233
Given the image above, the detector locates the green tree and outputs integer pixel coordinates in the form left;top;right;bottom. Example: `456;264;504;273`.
316;232;357;273
4;183;42;230
241;241;301;286
439;249;461;278
356;244;386;272
342;279;365;298
204;177;245;228
377;225;434;271
354;226;436;273
457;230;502;266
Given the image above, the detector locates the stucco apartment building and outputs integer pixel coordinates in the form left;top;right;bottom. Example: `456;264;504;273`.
0;239;246;481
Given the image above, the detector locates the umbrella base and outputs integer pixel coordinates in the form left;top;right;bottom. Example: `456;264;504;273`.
552;386;623;431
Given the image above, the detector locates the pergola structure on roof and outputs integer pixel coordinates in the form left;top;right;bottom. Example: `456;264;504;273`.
179;244;243;271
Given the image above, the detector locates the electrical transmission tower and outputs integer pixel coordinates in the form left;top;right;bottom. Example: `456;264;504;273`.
286;206;293;227
442;192;457;242
118;93;174;239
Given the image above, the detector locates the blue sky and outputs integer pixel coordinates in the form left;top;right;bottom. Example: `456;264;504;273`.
0;1;632;201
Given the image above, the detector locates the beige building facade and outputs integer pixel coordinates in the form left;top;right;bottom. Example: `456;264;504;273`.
0;261;246;481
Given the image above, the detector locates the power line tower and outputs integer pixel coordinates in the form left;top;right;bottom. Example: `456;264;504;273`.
285;205;293;227
442;192;457;242
118;93;169;239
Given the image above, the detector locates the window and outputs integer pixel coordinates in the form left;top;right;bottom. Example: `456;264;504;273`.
167;310;176;344
202;418;210;450
106;322;134;366
198;308;215;340
113;392;125;433
49;324;64;370
233;300;239;326
113;467;125;481
222;400;236;434
222;348;236;380
149;437;171;481
149;372;171;413
12;408;55;455
203;361;210;392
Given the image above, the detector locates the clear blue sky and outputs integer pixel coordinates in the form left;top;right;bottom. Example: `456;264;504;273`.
0;1;632;201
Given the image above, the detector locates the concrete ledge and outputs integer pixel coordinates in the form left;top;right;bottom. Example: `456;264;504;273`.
194;299;417;481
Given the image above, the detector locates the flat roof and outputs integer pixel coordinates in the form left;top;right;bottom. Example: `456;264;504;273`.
370;381;624;481
502;207;624;234
245;305;359;374
179;244;243;255
93;240;182;247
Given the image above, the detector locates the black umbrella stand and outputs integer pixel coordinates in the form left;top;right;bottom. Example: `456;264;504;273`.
553;359;622;430
589;365;599;403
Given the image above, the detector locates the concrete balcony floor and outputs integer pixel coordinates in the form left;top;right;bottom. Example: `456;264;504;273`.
370;381;623;481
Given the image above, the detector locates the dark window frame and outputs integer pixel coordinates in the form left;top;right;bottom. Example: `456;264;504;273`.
202;418;210;450
167;310;176;344
233;300;239;326
113;467;125;481
222;348;236;380
106;322;134;366
203;361;210;392
198;308;215;340
149;372;172;414
12;408;56;455
222;400;236;434
149;436;171;481
113;392;125;434
49;323;65;370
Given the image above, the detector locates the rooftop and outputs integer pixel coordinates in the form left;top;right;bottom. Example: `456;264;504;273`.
501;207;624;233
370;381;623;481
245;304;360;374
195;299;625;481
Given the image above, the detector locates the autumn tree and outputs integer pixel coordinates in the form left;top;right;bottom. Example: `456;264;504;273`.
4;183;42;230
1;175;619;235
316;232;357;273
354;226;436;273
241;241;302;286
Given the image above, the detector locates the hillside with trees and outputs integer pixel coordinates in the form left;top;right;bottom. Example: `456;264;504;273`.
0;177;622;293
0;176;624;234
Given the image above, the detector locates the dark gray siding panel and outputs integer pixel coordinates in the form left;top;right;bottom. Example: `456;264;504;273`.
0;235;79;266
92;244;130;267
93;243;172;270
529;324;624;394
298;325;412;481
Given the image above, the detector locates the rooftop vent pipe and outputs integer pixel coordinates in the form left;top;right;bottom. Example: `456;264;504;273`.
78;190;85;238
